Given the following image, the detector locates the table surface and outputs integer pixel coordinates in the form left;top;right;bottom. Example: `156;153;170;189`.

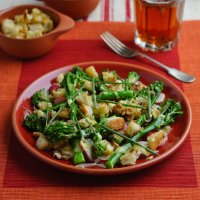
0;0;200;21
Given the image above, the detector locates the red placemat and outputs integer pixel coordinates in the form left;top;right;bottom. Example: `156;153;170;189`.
3;40;196;188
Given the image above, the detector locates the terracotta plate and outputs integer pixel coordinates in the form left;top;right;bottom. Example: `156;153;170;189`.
12;61;192;175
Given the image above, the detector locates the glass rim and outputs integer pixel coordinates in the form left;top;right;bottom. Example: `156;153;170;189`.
143;0;185;5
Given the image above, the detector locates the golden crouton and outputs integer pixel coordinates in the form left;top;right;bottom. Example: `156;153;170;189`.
126;120;141;137
102;71;117;82
79;104;93;117
85;66;99;78
104;116;125;130
147;130;166;150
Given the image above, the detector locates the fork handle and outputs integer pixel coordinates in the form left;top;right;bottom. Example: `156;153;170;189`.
137;52;170;71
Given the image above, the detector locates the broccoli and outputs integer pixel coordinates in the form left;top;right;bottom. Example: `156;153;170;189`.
97;90;135;101
71;138;86;165
127;71;140;84
136;81;164;126
72;66;90;80
105;98;183;168
93;140;107;158
31;89;50;107
44;121;77;142
137;81;164;103
23;112;46;132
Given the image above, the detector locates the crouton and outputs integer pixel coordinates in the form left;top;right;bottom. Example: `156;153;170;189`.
36;133;50;150
102;71;117;82
51;88;66;98
126;120;141;137
104;116;125;130
79;104;93;117
83;80;92;91
147;130;166;150
120;151;138;166
58;107;70;119
96;103;109;117
76;93;93;106
79;117;97;128
85;66;99;78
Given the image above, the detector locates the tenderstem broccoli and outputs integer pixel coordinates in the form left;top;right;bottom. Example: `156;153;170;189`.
105;98;183;168
127;71;140;84
31;89;50;107
23;112;46;132
97;90;135;101
44;121;77;142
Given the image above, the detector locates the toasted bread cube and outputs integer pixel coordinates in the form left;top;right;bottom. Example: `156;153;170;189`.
36;133;49;150
79;117;97;128
79;104;93;118
120;151;137;166
102;140;114;155
56;73;65;83
28;23;44;32
102;71;117;82
38;101;52;111
58;107;70;119
126;120;141;137
104;116;125;130
151;105;160;119
147;130;166;150
76;93;93;106
1;19;15;35
26;30;43;39
85;66;99;78
96;103;109;117
51;88;66;98
83;80;92;91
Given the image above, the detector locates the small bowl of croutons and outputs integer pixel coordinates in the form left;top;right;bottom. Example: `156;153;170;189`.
0;4;75;59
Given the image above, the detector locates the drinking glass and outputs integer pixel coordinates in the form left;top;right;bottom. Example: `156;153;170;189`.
133;0;185;51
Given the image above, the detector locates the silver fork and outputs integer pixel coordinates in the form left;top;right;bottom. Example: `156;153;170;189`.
100;31;196;83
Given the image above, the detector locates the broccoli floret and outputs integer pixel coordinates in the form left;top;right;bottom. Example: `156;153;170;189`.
44;121;77;142
31;89;50;107
93;140;107;158
127;71;140;84
23;112;46;132
159;98;183;125
105;98;183;168
138;81;164;102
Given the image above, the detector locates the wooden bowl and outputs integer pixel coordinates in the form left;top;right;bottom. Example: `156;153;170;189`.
0;4;75;59
40;0;100;19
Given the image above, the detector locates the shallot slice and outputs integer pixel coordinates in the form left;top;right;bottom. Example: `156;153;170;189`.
76;163;106;168
156;93;165;103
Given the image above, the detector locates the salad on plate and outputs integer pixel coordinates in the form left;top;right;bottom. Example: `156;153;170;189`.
23;66;183;169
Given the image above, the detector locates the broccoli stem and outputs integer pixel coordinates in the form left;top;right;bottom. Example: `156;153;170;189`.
97;99;145;109
71;138;86;165
105;144;131;169
105;99;182;168
100;125;157;155
92;77;97;108
97;90;135;101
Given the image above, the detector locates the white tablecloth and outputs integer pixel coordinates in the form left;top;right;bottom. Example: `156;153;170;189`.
0;0;199;21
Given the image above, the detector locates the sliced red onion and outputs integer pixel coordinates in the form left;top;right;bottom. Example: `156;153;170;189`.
95;155;111;162
76;163;106;168
24;110;32;119
156;93;165;103
49;83;60;94
80;139;94;162
54;96;66;105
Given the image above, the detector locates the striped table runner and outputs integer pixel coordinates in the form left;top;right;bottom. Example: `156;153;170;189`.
85;0;134;22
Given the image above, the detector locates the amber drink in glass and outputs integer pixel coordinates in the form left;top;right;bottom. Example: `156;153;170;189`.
134;0;185;51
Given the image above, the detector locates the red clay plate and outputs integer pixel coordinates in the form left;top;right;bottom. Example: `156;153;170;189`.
12;61;192;175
